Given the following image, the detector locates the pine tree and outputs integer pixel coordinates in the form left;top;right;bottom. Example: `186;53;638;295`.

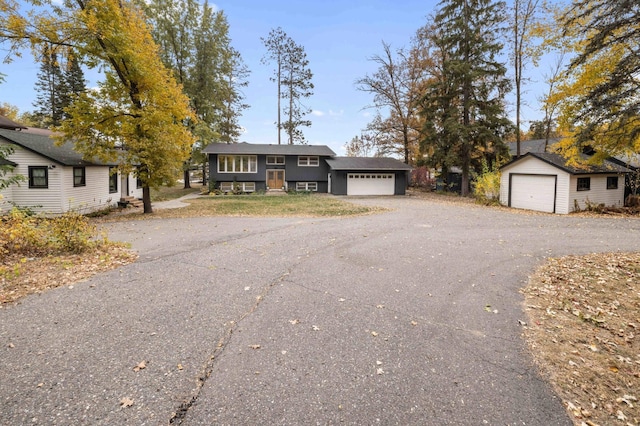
33;47;67;127
420;0;512;196
262;27;313;144
61;55;87;119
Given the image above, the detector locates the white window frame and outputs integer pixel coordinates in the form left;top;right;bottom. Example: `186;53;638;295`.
219;182;256;193
218;155;257;173
296;182;318;192
266;155;285;165
298;156;319;167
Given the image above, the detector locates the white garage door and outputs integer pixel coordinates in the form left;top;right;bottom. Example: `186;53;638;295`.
347;173;395;195
510;174;556;213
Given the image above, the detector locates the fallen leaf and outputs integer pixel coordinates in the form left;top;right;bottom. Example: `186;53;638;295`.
177;364;183;370
133;360;146;372
120;397;134;408
289;319;300;325
411;321;418;326
249;344;261;350
376;304;384;309
312;325;321;331
371;331;379;337
376;368;384;375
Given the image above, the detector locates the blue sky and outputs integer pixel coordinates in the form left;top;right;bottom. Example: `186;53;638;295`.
1;0;547;155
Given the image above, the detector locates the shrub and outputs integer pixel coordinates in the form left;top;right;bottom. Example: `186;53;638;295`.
474;160;501;203
0;208;104;258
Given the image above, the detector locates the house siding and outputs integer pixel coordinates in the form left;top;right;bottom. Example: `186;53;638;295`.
1;142;118;214
208;153;332;192
1;143;64;213
500;156;571;214
568;174;625;211
59;166;117;213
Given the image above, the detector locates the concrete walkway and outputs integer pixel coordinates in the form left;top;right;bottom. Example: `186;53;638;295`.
1;196;638;425
152;192;203;210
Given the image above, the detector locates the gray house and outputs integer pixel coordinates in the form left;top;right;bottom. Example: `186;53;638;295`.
202;142;412;195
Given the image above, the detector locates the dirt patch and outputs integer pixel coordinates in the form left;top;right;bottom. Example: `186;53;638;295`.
0;244;137;306
523;252;640;425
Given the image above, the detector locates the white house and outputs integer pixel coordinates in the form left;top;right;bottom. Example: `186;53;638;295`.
0;126;142;215
500;152;630;214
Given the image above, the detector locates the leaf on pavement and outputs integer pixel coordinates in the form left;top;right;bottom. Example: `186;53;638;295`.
120;397;134;408
133;360;146;372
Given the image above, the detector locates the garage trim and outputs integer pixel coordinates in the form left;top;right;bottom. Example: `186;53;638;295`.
508;173;557;213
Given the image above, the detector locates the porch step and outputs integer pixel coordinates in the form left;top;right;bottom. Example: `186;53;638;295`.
120;196;143;208
265;190;287;196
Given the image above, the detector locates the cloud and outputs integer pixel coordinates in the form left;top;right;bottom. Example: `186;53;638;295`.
329;109;344;116
311;110;325;117
361;111;372;118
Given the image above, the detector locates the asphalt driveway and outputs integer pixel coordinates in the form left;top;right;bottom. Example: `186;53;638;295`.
1;196;639;425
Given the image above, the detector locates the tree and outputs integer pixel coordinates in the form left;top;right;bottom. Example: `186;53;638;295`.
511;0;541;158
33;47;67;127
557;0;640;159
419;0;512;196
1;0;197;213
344;132;378;157
61;55;87;119
356;41;426;164
261;27;314;144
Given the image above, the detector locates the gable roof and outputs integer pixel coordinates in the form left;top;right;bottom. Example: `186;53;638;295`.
326;156;412;171
0;115;27;130
501;152;631;174
507;138;562;156
202;142;336;157
0;128;115;167
0;157;17;167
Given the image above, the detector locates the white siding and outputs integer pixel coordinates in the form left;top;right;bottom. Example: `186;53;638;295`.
1;141;117;214
500;156;571;214
568;174;625;212
0;168;14;212
1;142;64;213
60;166;117;213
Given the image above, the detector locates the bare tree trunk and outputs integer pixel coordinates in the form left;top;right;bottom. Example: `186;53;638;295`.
183;168;191;189
143;185;153;214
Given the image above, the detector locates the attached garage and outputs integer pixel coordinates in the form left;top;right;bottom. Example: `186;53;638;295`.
509;174;557;213
326;157;412;196
347;173;395;195
500;152;630;214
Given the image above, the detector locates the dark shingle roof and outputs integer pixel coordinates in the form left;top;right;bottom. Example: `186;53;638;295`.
0;128;114;166
507;138;561;156
0;116;27;130
325;156;412;171
502;152;631;174
202;142;336;156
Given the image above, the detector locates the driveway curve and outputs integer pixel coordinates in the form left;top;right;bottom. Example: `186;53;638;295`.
1;196;638;425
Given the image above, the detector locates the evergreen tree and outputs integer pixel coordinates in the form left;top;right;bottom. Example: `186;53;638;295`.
262;27;313;145
33;47;67;127
420;0;512;196
61;55;87;119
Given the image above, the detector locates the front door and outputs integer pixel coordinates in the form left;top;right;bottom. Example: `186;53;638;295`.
267;170;284;189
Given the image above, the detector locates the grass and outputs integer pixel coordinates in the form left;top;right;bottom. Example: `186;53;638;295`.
109;192;381;220
150;184;204;202
523;252;640;425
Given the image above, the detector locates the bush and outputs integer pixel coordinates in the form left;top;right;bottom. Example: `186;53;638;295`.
474;160;501;203
0;208;104;258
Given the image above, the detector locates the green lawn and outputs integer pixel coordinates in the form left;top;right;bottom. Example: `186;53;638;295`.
150;184;204;202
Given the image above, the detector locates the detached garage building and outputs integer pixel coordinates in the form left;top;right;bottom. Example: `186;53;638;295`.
500;152;630;214
326;157;412;195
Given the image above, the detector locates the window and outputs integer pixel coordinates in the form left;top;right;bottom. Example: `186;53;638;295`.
296;182;318;191
298;156;319;167
28;166;48;188
607;176;618;190
266;156;285;165
219;182;255;192
109;167;118;193
73;167;86;187
577;177;591;191
218;155;257;173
